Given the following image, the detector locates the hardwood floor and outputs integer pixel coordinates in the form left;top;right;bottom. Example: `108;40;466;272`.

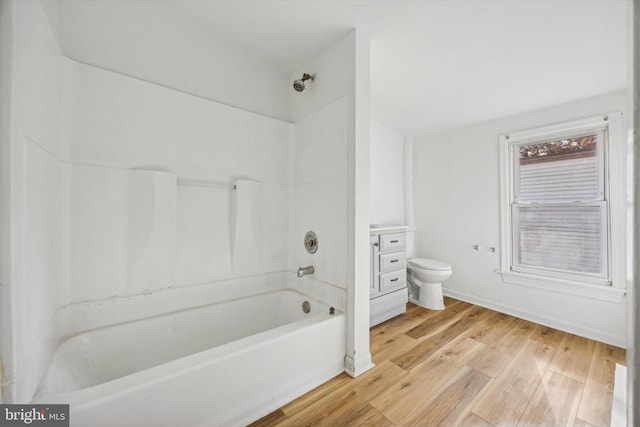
251;298;626;427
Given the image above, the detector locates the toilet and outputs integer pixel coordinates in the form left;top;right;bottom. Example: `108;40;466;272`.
405;227;452;310
407;258;452;310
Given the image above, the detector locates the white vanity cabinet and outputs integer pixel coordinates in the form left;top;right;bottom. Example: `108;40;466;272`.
370;226;408;327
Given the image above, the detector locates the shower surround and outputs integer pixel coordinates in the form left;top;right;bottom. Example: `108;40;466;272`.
0;2;372;424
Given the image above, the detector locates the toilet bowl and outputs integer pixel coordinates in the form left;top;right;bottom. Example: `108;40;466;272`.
407;258;452;310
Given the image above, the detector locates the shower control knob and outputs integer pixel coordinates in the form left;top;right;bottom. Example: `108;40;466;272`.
304;231;318;254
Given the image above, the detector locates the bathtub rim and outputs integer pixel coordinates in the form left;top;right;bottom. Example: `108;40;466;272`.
52;287;337;348
33;310;345;408
52;271;347;342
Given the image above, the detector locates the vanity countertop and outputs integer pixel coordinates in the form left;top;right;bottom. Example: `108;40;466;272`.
370;224;409;233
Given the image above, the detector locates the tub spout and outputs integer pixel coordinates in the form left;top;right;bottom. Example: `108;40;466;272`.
297;266;314;278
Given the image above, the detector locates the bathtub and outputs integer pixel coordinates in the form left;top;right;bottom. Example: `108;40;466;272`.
33;274;346;427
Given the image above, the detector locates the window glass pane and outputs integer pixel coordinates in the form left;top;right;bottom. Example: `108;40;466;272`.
516;205;602;275
518;135;599;202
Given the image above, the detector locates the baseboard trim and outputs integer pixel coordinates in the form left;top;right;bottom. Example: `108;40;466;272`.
610;363;627;427
344;353;375;378
443;288;626;347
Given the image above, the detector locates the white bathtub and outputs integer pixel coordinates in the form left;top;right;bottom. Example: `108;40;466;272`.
33;276;346;427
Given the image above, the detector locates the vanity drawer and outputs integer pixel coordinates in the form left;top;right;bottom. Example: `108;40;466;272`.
380;269;407;292
380;251;406;272
379;233;406;252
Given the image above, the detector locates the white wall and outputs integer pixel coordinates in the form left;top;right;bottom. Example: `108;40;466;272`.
629;2;638;422
350;30;372;376
0;2;15;403
45;0;290;121
0;0;16;405
414;90;628;346
2;1;374;403
292;98;349;287
0;0;77;402
288;30;373;377
370;121;405;225
26;51;293;307
64;59;292;303
2;0;294;402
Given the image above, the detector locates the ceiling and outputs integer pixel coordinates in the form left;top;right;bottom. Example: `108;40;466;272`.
161;0;628;137
50;0;629;138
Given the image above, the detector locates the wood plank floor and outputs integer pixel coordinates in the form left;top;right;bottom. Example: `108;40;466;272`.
251;297;626;427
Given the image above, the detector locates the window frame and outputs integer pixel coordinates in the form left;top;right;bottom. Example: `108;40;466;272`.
498;113;626;302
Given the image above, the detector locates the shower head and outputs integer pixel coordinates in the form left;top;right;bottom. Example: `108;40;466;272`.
293;79;306;92
293;73;315;92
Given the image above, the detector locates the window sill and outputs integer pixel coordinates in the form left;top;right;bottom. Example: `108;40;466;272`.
497;270;626;303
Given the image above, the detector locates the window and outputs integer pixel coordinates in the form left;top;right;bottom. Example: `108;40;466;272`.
499;114;626;300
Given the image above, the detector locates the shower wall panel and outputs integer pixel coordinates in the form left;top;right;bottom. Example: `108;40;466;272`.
291;97;349;289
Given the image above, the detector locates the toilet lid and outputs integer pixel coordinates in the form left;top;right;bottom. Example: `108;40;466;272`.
409;258;451;271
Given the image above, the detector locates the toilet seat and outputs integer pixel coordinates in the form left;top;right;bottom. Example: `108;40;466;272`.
408;258;451;271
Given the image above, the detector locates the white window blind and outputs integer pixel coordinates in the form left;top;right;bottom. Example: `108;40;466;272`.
517;134;602;203
519;157;600;202
515;205;604;275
